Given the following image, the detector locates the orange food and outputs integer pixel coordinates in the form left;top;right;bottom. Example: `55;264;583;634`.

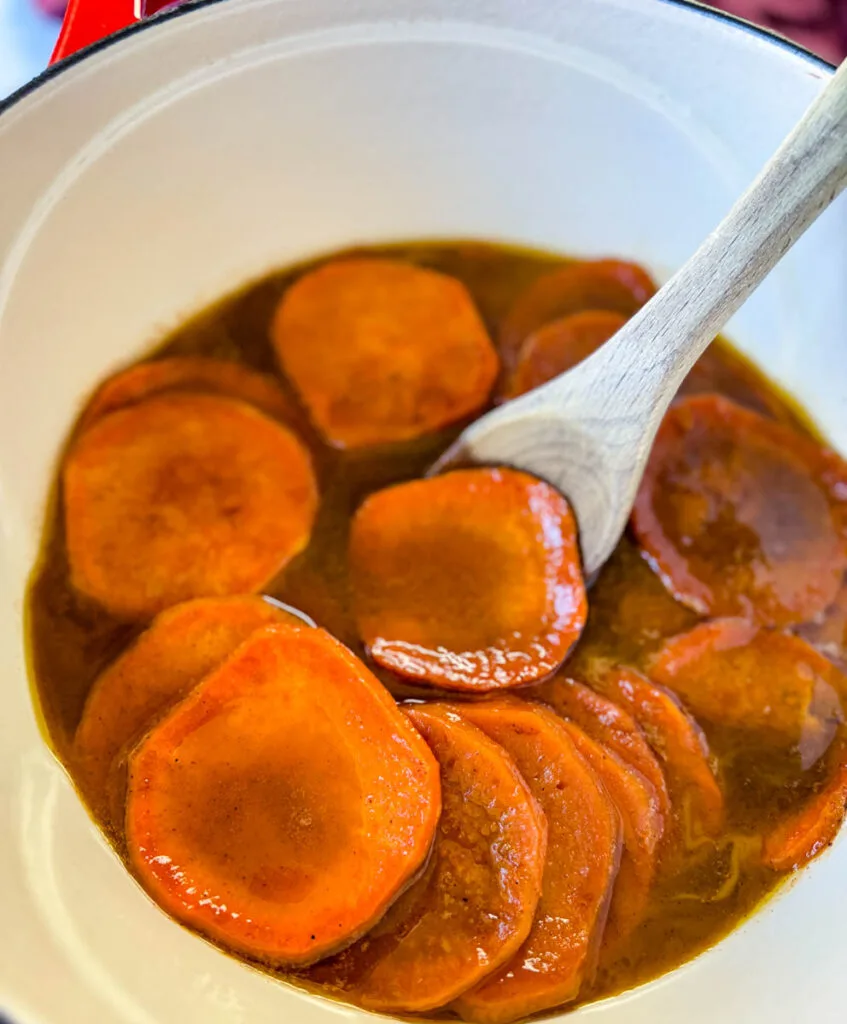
504;310;626;398
499;260;656;365
632;395;847;627
455;700;622;1023
78;356;296;431
272;258;499;448
534;676;671;821
64;393;318;619
594;667;724;836
126;624;441;966
74;596;299;825
651;619;844;766
349;468;587;691
763;741;847;871
557;719;664;947
307;703;546;1013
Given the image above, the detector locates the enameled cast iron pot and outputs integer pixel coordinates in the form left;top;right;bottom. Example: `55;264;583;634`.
1;1;845;1022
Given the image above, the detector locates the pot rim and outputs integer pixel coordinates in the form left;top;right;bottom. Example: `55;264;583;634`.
0;0;837;124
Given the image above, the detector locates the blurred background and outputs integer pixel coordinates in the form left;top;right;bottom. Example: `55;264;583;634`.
0;0;845;100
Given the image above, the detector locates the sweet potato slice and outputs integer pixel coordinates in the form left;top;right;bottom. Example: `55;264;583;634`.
349;468;587;691
594;667;724;836
306;703;546;1013
78;356;295;431
455;700;622;1023
499;260;656;366
651;619;844;767
64;393;318;619
556;719;664;947
534;676;671;822
632;395;847;627
126;624;441;966
503;311;626;399
272;258;499;448
74;596;299;825
763;741;847;871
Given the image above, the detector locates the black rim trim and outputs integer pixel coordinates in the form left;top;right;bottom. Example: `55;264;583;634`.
0;0;837;121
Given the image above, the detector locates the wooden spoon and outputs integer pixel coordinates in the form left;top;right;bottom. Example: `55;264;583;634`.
433;57;847;576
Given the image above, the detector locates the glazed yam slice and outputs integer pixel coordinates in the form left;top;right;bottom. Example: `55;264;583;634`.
77;356;296;431
651;619;844;767
455;700;622;1024
272;258;499;448
126;625;441;966
349;468;587;691
74;596;299;825
763;741;847;870
499;259;656;365
535;676;671;822
594;667;724;836
632;394;847;627
556;719;664;947
64;393;318;619
504;310;626;399
307;704;546;1013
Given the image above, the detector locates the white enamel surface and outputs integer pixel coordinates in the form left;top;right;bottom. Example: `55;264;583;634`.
0;1;846;1022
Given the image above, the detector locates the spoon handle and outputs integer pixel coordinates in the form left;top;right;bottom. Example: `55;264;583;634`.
596;55;847;411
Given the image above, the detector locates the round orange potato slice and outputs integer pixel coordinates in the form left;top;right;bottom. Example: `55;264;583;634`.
595;666;724;837
499;259;656;366
272;258;499;448
632;395;847;628
64;393;318;619
78;356;296;432
503;310;626;399
455;700;622;1023
533;676;671;822
349;467;587;691
557;719;664;948
307;703;546;1013
763;740;847;871
126;624;441;967
74;596;300;825
651;619;845;767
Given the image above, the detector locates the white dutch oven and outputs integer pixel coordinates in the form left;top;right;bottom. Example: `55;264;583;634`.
1;1;846;1022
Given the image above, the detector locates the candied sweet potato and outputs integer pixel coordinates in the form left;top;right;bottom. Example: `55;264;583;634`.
272;258;499;448
78;356;295;431
504;310;626;398
632;395;847;627
64;393;318;619
126;625;441;965
534;676;671;822
455;700;622;1023
499;260;656;365
595;667;724;836
651;619;844;767
307;703;546;1012
557;719;664;947
350;468;586;691
74;596;297;825
763;741;847;871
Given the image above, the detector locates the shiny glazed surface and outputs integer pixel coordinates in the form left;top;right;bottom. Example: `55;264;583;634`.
27;241;844;1017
